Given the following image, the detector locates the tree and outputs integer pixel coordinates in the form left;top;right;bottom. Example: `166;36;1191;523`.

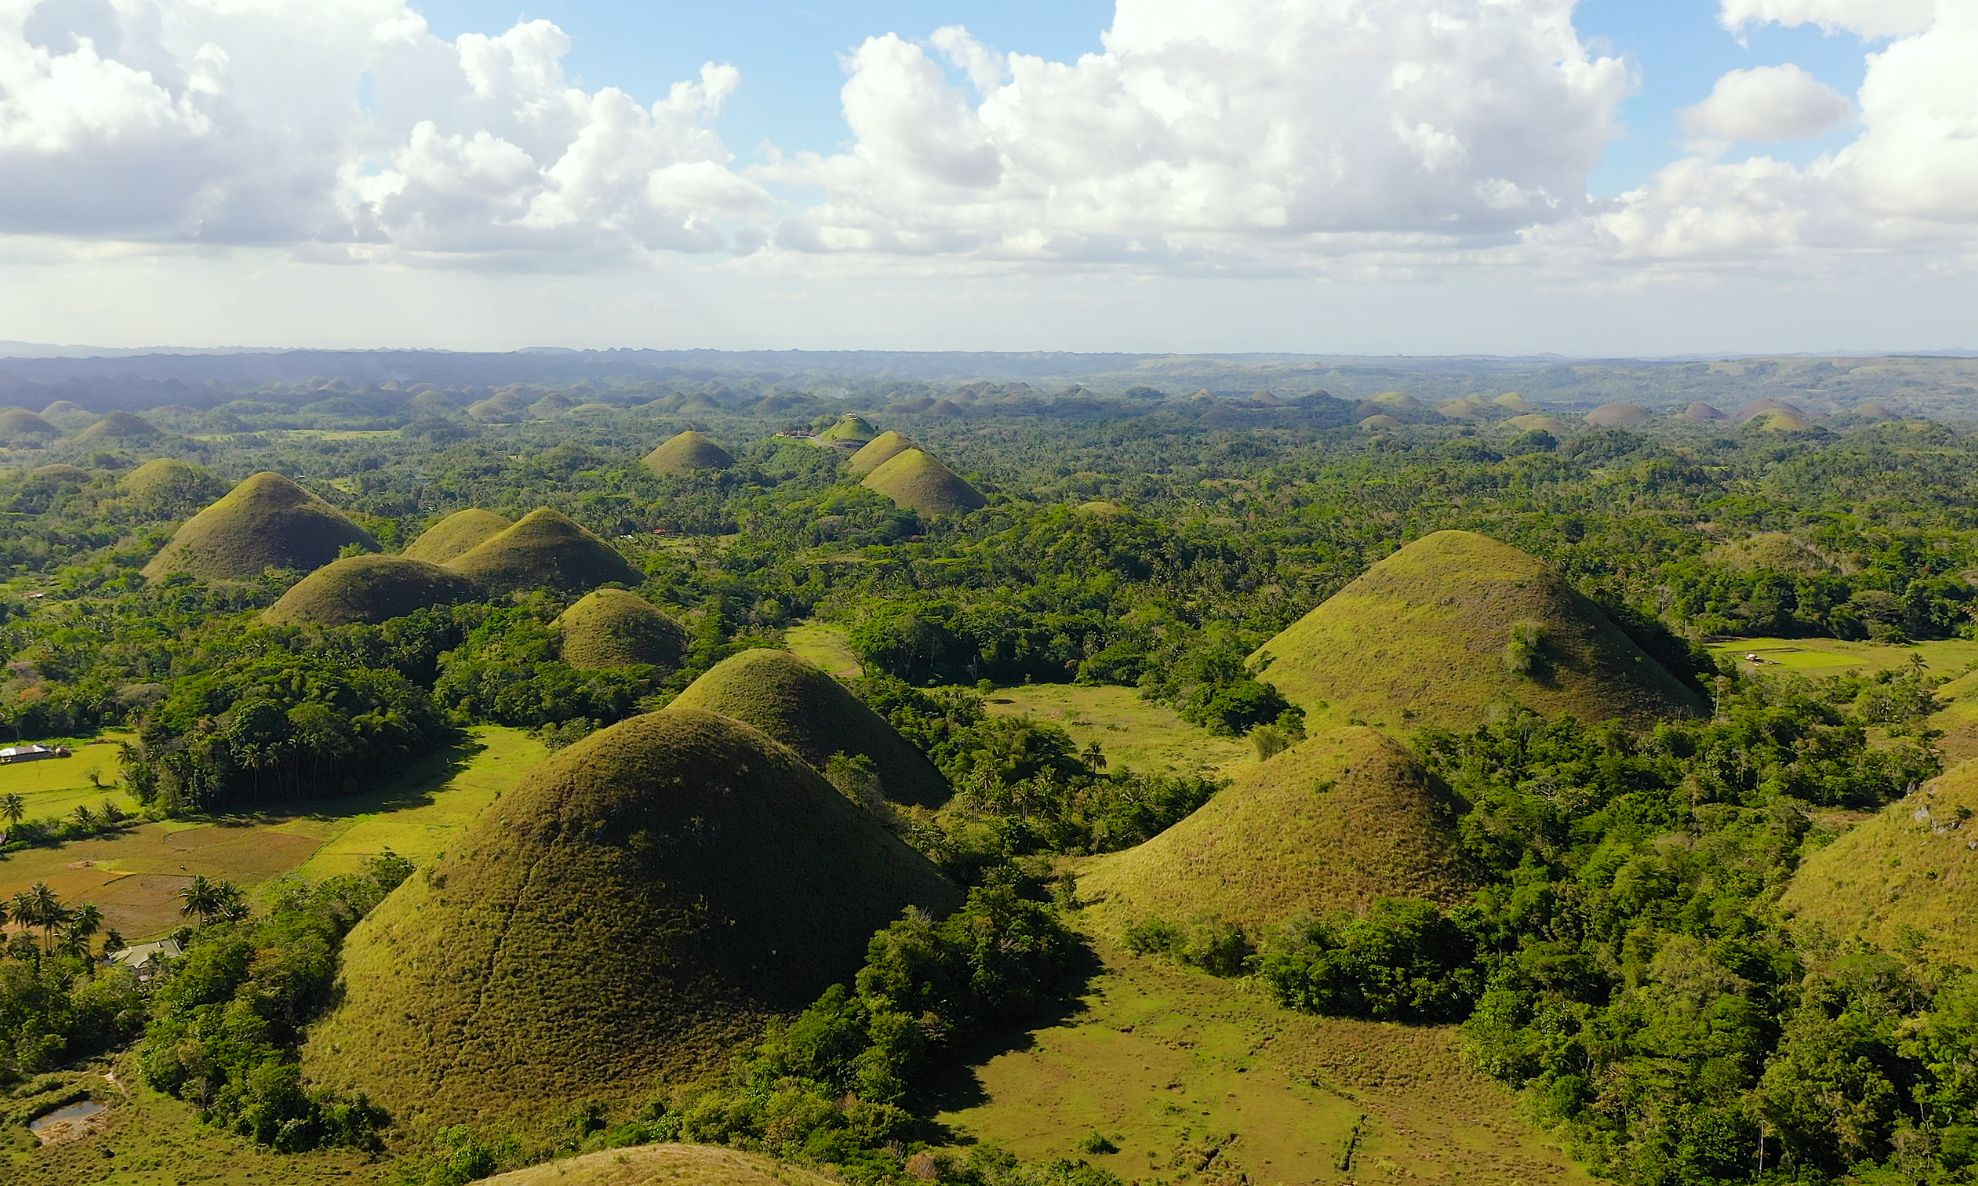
1;792;23;828
178;875;221;924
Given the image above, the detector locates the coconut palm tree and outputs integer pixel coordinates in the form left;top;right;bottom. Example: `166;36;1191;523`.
72;804;94;829
61;903;103;967
1;792;23;828
178;875;219;924
13;883;66;954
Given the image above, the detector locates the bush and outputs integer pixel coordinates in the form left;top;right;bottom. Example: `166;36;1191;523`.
1259;899;1480;1023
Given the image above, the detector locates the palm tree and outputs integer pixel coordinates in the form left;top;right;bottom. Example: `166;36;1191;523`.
209;882;249;924
178;875;220;924
1;792;23;828
13;883;66;954
72;804;94;829
61;903;103;968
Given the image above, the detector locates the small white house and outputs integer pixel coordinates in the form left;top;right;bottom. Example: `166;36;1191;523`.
108;938;183;980
0;744;66;764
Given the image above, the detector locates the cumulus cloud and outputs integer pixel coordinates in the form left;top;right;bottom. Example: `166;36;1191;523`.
1719;0;1938;40
761;0;1632;268
0;0;763;262
1680;64;1852;144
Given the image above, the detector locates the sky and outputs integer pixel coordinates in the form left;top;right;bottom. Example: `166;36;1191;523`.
0;0;1972;356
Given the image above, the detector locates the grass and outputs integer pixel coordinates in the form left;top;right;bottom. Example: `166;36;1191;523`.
0;727;544;939
1583;402;1651;427
1707;636;1978;678
1252;530;1705;732
118;458;224;515
845;429;914;476
303;708;960;1135
1078;727;1473;936
982;684;1247;779
1780;759;1978;967
263;554;483;626
643;430;734;476
935;930;1595;1186
37;401;94;430
818;414;878;443
402;508;512;563
783;621;863;678
72;411;162;444
1934;669;1978;763
554;589;689;670
483;1145;838;1185
860;448;985;517
0;733;138;822
672;649;951;807
0;408;58;444
447;507;643;594
141;471;378;581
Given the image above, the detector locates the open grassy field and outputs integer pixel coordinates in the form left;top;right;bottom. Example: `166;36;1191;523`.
936;932;1594;1186
0;727;545;938
1708;635;1978;678
0;733;139;823
783;621;863;678
983;683;1250;779
485;1145;836;1186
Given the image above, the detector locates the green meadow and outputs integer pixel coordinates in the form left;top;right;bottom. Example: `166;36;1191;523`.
1707;635;1978;677
983;683;1250;779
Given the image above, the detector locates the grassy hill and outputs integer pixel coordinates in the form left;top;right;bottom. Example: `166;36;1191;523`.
860;448;985;517
72;410;163;443
554;588;688;670
402;508;512;563
118;458;225;515
1749;407;1818;433
1684;401;1729;421
671;649;950;808
1502;413;1573;435
1934;668;1978;763
263;554;483;627
303;708;958;1132
845;429;915;476
818;413;878;444
643;430;734;477
446;507;641;594
1583;402;1651;428
1080;727;1471;935
27;463;87;483
37;400;95;430
141;471;379;581
1250;530;1704;731
482;1145;838;1186
1781;760;1978;966
0;407;58;443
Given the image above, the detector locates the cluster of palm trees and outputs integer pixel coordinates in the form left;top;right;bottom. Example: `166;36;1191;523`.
1;882;104;961
177;875;248;926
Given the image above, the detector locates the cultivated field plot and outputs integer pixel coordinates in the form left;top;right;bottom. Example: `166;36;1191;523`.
783;620;864;679
0;727;546;938
0;733;140;823
983;683;1250;779
1708;635;1978;678
936;935;1594;1186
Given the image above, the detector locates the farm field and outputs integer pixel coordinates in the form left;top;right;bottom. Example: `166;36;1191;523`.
0;733;140;824
783;620;863;679
983;683;1251;779
0;727;546;938
936;933;1594;1186
1707;635;1978;678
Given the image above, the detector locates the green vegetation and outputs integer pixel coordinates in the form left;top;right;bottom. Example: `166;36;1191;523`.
0;408;58;444
402;509;512;564
552;589;688;671
846;429;915;476
782;620;863;678
1251;530;1705;731
482;1144;838;1185
446;508;641;595
643;431;734;477
818;414;878;444
303;708;960;1133
860;448;986;517
264;555;483;627
1707;634;1978;676
35;401;94;430
1081;727;1472;936
1583;402;1651;428
672;649;951;808
141;471;379;582
118;458;226;515
73;411;163;444
981;683;1247;779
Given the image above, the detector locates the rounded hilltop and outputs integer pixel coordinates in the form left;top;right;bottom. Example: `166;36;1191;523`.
1780;760;1978;968
0;407;59;444
846;429;915;476
119;459;226;515
554;588;688;670
37;400;96;430
446;507;641;594
1249;530;1703;732
861;447;985;517
1081;726;1472;935
1583;402;1650;428
302;707;958;1133
402;508;511;564
263;555;483;627
73;410;163;443
671;648;951;808
141;471;378;582
643;430;734;477
819;413;879;444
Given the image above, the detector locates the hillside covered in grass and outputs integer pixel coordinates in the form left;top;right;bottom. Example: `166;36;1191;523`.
554;588;688;670
402;508;512;563
263;554;483;626
446;507;641;594
643;430;734;476
861;447;985;517
303;707;959;1132
141;471;379;581
1251;530;1704;731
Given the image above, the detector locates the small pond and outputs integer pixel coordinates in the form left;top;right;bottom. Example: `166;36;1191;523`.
29;1099;104;1141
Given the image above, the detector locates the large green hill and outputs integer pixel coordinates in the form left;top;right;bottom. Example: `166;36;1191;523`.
861;447;985;517
446;508;641;594
263;555;484;627
819;413;878;444
643;430;734;476
141;471;379;581
0;407;58;444
671;649;950;808
118;458;227;515
37;400;95;430
303;708;958;1132
1251;530;1703;731
554;588;688;670
846;429;915;476
73;410;163;443
1080;727;1471;935
1780;759;1978;966
402;508;512;564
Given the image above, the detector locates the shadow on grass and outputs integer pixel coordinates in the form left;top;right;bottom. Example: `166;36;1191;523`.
203;733;492;828
910;933;1105;1143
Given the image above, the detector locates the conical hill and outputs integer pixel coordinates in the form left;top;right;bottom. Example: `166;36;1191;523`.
860;447;985;517
554;589;688;670
846;430;915;476
263;555;483;627
644;430;734;476
446;508;641;594
141;471;378;581
402;509;512;564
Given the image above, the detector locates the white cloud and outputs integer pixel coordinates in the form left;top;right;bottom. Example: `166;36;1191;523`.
1680;64;1852;144
1719;0;1938;40
761;0;1632;269
0;0;762;262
